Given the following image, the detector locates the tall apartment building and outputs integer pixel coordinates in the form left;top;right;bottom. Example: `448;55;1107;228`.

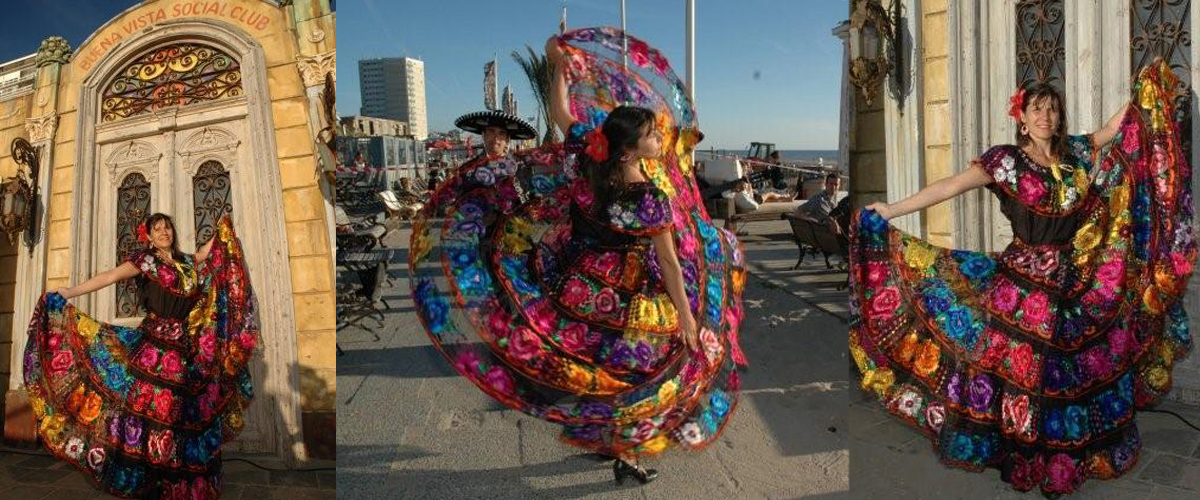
358;57;427;140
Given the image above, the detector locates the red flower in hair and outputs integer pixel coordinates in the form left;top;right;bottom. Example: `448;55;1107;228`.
136;221;150;245
1009;88;1026;121
584;128;608;162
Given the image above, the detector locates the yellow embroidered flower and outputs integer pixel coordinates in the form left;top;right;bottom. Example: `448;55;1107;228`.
76;315;100;340
1144;286;1164;314
1072;223;1101;253
226;412;245;432
903;241;938;270
894;332;920;366
1108;185;1130;212
41;414;66;446
502;218;534;253
657;379;678;401
1146;366;1169;391
641;159;676;197
861;367;895;397
639;435;670;453
849;337;870;372
411;226;432;263
30;394;46;419
914;340;941;378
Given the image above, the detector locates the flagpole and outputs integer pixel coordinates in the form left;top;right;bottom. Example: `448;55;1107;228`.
685;0;695;102
620;0;628;74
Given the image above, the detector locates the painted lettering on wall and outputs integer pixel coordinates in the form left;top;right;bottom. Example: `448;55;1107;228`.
78;1;274;72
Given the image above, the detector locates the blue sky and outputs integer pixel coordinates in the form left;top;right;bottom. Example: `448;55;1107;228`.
340;0;849;150
0;1;140;63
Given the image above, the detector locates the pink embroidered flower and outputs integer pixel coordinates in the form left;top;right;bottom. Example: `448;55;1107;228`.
50;349;74;375
236;331;256;351
1079;346;1113;379
1017;173;1048;205
925;402;945;432
152;390;173;421
199;332;217;361
158;266;176;288
1031;250;1059;277
455;350;483;375
526;301;556;332
594;287;619;314
680;233;698;259
484;366;515;395
869;286;900;319
1097;258;1126;289
991;281;1020;314
571;179;594;207
86;447;105;470
1019;291;1050;329
561;278;591;308
508;327;542;361
139;348;161;370
1009;342;1036;387
48;333;61;350
148;429;175;463
1002;394;1032;437
1108;327;1134;359
1009;453;1046;492
977;330;1008;370
629;39;651;67
631;419;658;442
191;476;213;500
700;328;722;363
1172;251;1193;276
1045;453;1079;494
559;322;593;352
866;262;889;288
595;252;621;274
161;351;183;376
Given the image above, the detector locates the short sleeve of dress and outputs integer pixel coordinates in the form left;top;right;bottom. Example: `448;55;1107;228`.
125;249;151;270
1066;134;1095;171
975;145;1020;190
605;185;673;235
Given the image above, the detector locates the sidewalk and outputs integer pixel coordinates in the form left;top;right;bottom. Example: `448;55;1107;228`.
336;222;851;499
0;449;335;499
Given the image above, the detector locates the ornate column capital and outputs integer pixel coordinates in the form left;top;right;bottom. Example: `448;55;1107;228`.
35;37;72;67
24;115;58;144
296;51;336;87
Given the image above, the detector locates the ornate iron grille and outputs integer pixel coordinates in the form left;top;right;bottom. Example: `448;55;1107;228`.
192;161;232;247
1132;0;1192;154
101;43;242;123
116;173;151;317
1016;0;1066;92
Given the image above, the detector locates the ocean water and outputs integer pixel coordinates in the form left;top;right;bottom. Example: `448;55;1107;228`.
701;149;840;164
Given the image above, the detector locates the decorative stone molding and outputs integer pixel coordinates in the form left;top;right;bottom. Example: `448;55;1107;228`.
178;127;241;176
296;51;335;87
24;115;58;144
308;29;325;44
104;141;161;186
36;36;72;67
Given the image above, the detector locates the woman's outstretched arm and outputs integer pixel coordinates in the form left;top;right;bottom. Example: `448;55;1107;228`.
865;163;992;220
1090;103;1130;149
53;262;140;299
650;231;700;352
545;36;574;137
195;236;216;264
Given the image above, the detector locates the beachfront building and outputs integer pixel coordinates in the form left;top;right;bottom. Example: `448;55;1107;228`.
839;0;1200;406
358;56;427;140
0;0;338;460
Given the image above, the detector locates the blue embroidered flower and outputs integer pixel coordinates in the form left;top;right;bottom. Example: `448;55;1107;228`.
449;249;477;269
974;434;994;463
958;255;996;281
116;326;142;347
580;402;614;420
1064;405;1087;441
860;209;888;234
46;291;66;312
1045;359;1068;392
455;266;489;296
942;306;978;349
921;285;952;314
700;410;718;434
531;174;556;194
586;107;609;131
949;433;975;461
1044;408;1065;441
1101;392;1129;422
710;391;731;418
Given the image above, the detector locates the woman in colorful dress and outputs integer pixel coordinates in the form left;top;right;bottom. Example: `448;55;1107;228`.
850;61;1195;496
24;212;258;499
408;27;747;485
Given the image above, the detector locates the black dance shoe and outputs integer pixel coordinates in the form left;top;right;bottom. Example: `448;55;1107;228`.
613;458;658;485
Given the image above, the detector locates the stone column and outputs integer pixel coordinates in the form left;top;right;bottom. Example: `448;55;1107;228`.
5;36;68;444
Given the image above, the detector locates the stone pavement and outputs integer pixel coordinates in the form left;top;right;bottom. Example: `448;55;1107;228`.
336;221;851;499
0;449;335;499
849;384;1200;499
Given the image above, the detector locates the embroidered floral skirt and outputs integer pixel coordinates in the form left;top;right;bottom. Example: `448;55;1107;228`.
23;217;257;500
849;206;1193;494
410;148;748;457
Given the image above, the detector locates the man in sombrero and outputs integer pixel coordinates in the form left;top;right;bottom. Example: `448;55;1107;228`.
454;110;537;164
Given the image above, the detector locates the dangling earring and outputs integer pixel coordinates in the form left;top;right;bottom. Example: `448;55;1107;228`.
1020;125;1029;136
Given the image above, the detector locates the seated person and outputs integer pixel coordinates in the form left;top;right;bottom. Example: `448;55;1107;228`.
392;177;425;220
796;173;842;231
722;179;761;213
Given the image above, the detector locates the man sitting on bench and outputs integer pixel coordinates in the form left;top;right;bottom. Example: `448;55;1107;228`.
796;173;842;234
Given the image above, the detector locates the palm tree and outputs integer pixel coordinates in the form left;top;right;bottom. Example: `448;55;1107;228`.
512;45;558;144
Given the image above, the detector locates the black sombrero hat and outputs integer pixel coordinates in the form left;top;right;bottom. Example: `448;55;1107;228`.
454;110;537;140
